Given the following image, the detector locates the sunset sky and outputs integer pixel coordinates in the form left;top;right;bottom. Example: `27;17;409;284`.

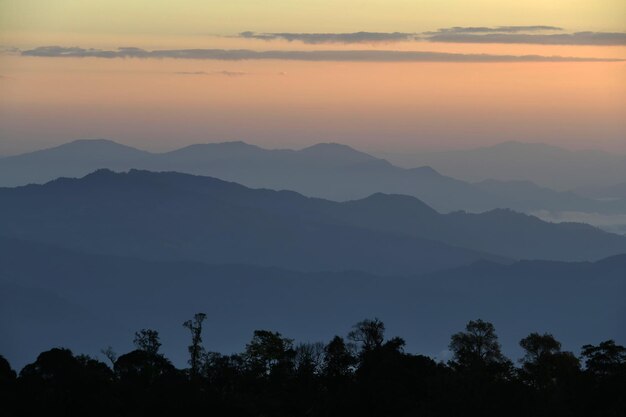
0;0;624;155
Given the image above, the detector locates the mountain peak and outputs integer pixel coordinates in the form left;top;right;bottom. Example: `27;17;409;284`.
88;167;117;175
68;138;119;145
164;141;264;156
350;192;439;216
4;139;148;162
203;140;258;149
299;143;377;163
301;142;359;152
58;138;145;153
408;166;442;177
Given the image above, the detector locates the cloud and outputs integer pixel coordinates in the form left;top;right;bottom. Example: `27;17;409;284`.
21;46;622;62
531;210;626;235
239;31;416;44
174;71;209;75
428;26;563;34
214;70;247;77
235;27;626;46
425;31;626;46
174;70;248;76
0;46;21;54
21;46;146;58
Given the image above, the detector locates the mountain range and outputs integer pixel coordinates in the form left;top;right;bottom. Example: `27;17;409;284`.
2;141;625;371
2;169;626;275
1;139;625;218
575;182;626;200
2;236;624;370
380;141;626;191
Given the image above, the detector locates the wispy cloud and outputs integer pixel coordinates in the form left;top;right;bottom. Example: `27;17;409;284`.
239;31;415;44
425;31;626;46
427;26;563;34
0;46;21;54
214;70;248;77
21;46;622;62
174;71;209;75
234;27;626;46
174;70;248;76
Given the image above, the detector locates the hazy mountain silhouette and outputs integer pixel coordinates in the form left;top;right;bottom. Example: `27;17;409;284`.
575;181;626;200
1;139;622;216
473;179;626;213
0;169;504;276
0;139;151;186
328;193;626;260
383;141;626;190
2;169;626;265
1;237;624;370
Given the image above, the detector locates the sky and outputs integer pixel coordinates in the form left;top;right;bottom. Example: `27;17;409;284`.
0;0;625;155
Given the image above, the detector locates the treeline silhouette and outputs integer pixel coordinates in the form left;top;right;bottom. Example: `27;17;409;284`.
1;316;624;417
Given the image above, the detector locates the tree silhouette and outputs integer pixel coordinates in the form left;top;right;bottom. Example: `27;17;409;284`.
114;349;176;383
449;319;511;377
244;330;295;378
183;312;207;377
580;340;626;415
294;342;325;377
0;355;17;416
323;336;356;379
519;332;579;389
100;346;117;367
133;329;161;356
4;318;625;416
20;348;82;382
115;328;172;385
0;354;16;382
348;318;385;353
19;348;114;416
581;340;626;377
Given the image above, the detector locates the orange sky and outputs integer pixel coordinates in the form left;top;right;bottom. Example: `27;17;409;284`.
0;1;624;154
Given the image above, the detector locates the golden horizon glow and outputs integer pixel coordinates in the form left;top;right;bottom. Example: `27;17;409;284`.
1;0;625;36
0;0;625;154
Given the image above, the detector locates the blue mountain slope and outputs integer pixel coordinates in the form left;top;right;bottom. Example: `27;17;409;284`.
2;170;626;265
0;170;503;276
2;139;623;215
1;237;624;371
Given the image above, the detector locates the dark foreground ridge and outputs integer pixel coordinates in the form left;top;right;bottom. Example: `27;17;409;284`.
1;317;625;417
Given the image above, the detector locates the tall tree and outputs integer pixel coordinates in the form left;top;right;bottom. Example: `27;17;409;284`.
294;342;325;377
133;329;161;356
183;313;207;377
581;340;626;416
449;319;511;377
0;355;17;383
100;346;117;367
323;336;356;379
244;330;295;378
348;318;385;353
581;340;626;377
519;333;579;388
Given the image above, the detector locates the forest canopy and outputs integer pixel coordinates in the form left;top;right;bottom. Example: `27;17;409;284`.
2;316;625;417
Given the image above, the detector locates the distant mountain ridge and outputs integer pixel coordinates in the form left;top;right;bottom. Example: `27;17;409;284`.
575;182;626;200
1;139;624;217
2;169;626;270
380;141;626;191
0;169;503;276
2;236;624;370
